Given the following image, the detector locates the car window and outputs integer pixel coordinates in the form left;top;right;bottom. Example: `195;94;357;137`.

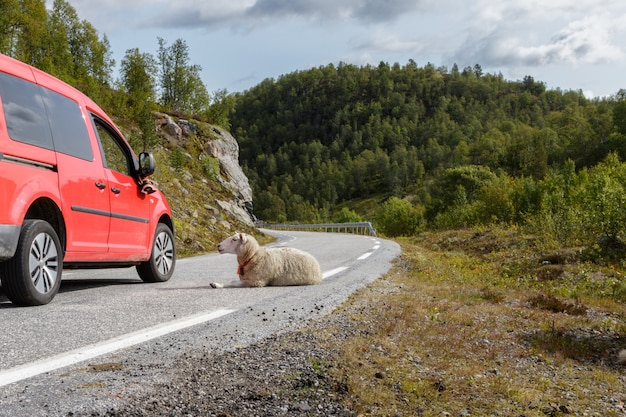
0;71;93;161
0;72;54;150
93;117;131;175
41;88;93;161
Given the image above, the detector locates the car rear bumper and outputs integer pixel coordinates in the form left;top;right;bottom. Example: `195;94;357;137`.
0;224;20;260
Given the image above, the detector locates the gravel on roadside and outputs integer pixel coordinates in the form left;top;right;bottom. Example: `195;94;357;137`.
68;311;360;417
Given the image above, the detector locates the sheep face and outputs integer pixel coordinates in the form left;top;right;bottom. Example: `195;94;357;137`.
217;233;246;255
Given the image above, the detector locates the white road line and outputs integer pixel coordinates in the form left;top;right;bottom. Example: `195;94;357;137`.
357;243;380;260
0;308;236;388
322;267;348;279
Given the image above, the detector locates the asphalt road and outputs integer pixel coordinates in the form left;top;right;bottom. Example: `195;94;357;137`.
0;229;400;416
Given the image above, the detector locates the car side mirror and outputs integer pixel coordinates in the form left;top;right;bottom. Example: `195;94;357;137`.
139;152;155;177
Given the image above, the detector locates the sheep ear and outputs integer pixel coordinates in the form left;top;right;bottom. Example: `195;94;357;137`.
239;233;246;242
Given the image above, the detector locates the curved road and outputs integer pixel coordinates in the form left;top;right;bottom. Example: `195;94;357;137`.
0;229;400;416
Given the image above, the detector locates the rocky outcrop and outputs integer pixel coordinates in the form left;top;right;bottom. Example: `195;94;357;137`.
205;126;253;204
154;112;255;229
204;126;256;226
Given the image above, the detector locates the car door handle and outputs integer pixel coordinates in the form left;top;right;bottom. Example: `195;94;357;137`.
95;181;106;189
111;187;121;194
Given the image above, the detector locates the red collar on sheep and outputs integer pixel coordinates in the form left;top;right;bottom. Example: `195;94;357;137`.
237;256;254;276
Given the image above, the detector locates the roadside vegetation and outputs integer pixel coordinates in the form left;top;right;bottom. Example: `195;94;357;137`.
310;226;626;416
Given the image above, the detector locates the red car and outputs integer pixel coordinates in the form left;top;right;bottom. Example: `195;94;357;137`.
0;54;176;306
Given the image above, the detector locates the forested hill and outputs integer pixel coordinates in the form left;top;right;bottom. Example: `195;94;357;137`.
229;62;623;221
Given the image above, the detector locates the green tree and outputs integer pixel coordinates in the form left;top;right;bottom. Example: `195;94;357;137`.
13;0;48;67
43;0;74;80
206;88;235;128
120;48;158;148
477;174;516;223
46;0;114;93
255;188;286;223
469;128;506;168
89;32;115;85
429;165;497;216
613;90;626;135
582;153;626;241
157;37;210;113
335;207;362;223
376;197;424;237
0;0;21;55
546;103;596;167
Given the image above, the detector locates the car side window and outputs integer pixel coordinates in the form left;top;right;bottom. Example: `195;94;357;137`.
0;72;54;150
0;71;93;161
41;88;93;161
93;117;131;175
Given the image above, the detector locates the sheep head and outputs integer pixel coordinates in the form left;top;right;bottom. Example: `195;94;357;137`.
217;233;246;255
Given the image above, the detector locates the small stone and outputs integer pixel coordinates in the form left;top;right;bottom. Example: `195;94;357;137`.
296;401;311;411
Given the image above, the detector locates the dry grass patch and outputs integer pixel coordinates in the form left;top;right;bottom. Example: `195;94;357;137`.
527;293;587;315
313;227;626;417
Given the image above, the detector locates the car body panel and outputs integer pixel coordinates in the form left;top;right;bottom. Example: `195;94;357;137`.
0;53;174;267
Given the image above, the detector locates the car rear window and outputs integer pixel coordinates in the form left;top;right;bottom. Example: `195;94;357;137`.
0;71;93;161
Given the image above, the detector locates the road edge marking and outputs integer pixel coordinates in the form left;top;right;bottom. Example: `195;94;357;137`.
322;267;348;279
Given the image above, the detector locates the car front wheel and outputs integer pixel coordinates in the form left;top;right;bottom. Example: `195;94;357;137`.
0;219;63;306
137;223;175;283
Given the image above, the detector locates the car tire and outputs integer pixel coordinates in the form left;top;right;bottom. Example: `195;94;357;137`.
137;223;175;283
0;219;63;306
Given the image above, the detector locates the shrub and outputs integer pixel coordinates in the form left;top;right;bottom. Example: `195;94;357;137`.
201;156;220;180
376;197;424;237
170;147;185;171
335;207;362;223
581;153;626;241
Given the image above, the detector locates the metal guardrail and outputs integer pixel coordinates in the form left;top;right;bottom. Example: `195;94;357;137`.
262;222;377;237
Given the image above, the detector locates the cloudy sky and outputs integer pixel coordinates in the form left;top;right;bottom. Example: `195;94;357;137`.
61;0;626;98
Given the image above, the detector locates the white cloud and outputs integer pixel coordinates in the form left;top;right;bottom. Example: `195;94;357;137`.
543;16;624;64
135;0;427;29
473;0;614;23
355;30;425;54
196;0;257;19
457;2;626;68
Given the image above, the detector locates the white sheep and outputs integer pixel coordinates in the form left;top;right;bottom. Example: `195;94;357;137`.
211;233;323;288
